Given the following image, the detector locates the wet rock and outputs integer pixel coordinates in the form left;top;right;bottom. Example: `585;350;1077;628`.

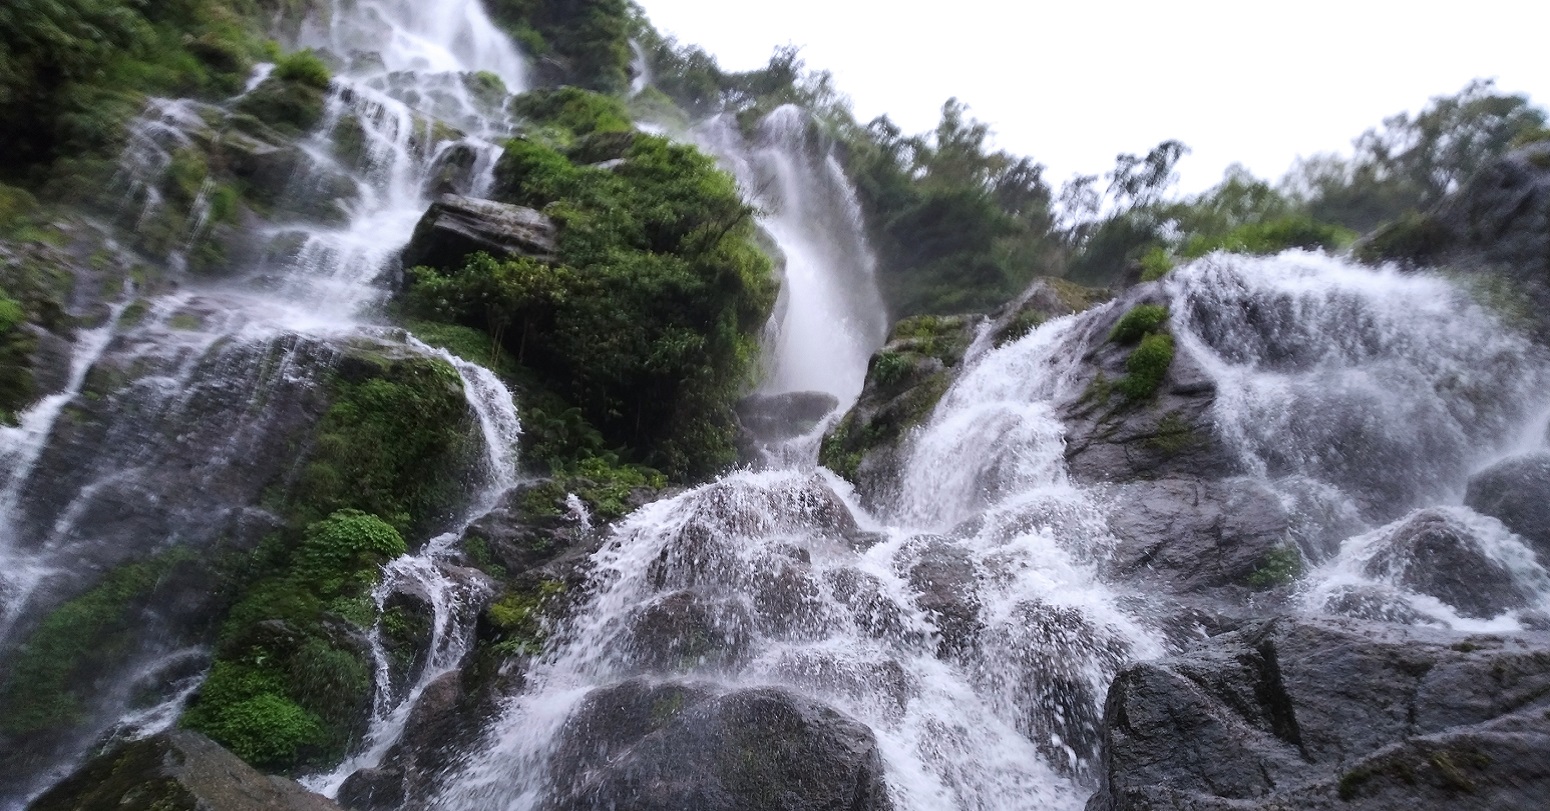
1364;508;1532;618
623;590;754;672
545;679;893;811
27;730;341;811
338;671;472;811
1058;288;1239;485
736;390;839;462
400;194;557;272
1464;451;1550;561
1101;476;1295;597
819;313;983;503
900;535;981;656
1088;616;1550;811
422;143;481;197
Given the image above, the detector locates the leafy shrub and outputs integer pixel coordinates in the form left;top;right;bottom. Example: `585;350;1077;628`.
511;87;631;142
294;509;406;595
1139;246;1174;282
407;133;775;480
273;49;331;90
1117;333;1174;401
1181;214;1354;259
1109;304;1169;344
1247;545;1304;589
485;0;633;92
870;351;913;387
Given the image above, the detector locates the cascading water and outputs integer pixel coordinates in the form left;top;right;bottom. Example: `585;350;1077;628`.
0;0;532;805
696;106;890;405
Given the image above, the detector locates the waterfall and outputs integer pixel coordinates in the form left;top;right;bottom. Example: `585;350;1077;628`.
0;0;532;804
696;106;890;405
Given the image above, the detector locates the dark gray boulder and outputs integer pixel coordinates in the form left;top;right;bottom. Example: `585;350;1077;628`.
1101;476;1296;598
1464;451;1550;561
1088;616;1550;811
400;194;557;272
543;679;892;811
1363;508;1533;619
27;730;341;811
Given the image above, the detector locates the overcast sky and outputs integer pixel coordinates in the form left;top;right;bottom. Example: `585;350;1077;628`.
636;0;1549;195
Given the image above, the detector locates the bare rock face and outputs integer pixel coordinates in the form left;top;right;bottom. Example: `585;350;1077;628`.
542;679;893;811
400;194;558;273
1465;451;1550;564
27;730;342;811
1088;616;1550;811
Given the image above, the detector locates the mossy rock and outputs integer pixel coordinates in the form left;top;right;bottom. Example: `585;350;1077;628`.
28;729;340;811
235;77;329;138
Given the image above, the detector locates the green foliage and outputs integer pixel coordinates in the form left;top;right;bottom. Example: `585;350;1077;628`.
293;510;407;596
0;553;189;736
1247;545;1304;589
1355;210;1451;266
0;0;274;179
1117;333;1174;401
406;132;775;480
870;352;913;387
486;0;633;93
292;354;470;533
1181;214;1354;258
273;49;331;90
1138;246;1174;282
1286;79;1547;233
1109;304;1169;344
183;509;401;772
234;73;328;137
511;87;632;144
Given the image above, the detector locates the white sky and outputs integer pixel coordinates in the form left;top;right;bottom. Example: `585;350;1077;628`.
636;0;1549;195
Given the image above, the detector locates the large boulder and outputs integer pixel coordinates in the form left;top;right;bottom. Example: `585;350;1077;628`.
400;194;557;272
27;730;341;811
1362;508;1534;619
1088;616;1550;810
543;679;892;811
1100;476;1298;599
1464;451;1550;562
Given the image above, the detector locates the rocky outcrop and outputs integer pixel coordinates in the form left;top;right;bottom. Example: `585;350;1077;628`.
1360;142;1550;337
400;194;558;273
1465;451;1550;562
1088;616;1550;811
543;679;893;811
736;390;839;463
27;730;342;811
1364;508;1535;619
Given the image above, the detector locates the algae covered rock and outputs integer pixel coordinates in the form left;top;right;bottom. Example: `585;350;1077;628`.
27;729;341;811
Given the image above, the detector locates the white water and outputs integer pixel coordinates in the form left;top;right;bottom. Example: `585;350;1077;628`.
697;106;889;403
0;0;534;805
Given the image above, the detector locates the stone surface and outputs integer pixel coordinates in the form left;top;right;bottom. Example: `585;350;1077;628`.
27;730;342;811
1088;616;1550;811
400;194;557;272
543;679;893;811
1464;451;1550;562
1364;508;1532;618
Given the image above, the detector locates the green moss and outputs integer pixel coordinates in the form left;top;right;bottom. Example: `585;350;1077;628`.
1145;411;1197;454
1116;332;1174;401
1247;545;1304;589
994;308;1045;347
0;551;193;736
233;76;327;137
487;580;567;656
273;49;331;90
291;353;470;534
1139;246;1174;282
182;511;403;772
1109;304;1169;345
